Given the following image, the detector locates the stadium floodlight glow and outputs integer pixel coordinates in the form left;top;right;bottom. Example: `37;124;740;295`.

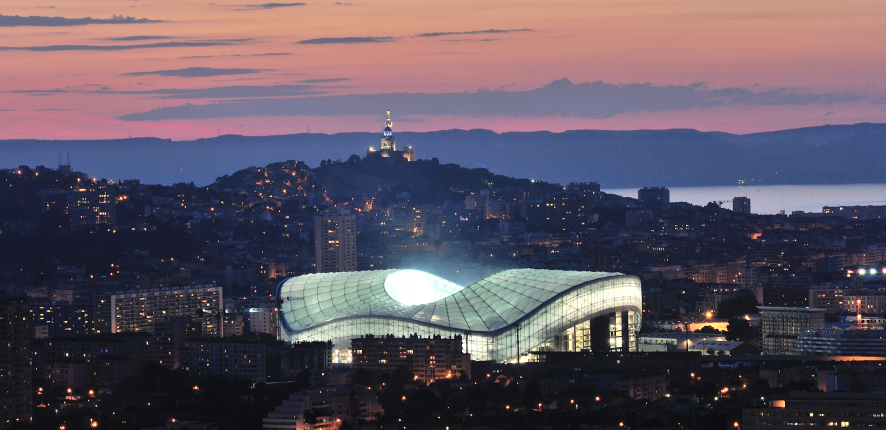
384;269;463;305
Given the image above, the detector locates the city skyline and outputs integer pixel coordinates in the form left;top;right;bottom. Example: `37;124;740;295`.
1;0;884;140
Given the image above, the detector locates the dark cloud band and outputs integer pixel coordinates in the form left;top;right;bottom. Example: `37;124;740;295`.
0;14;162;27
117;78;860;121
235;3;307;10
7;84;326;99
121;67;266;77
105;35;173;41
416;28;532;37
296;36;395;44
102;85;324;99
0;41;237;52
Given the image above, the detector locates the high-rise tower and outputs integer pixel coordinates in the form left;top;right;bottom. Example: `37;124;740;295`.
68;180;116;227
733;196;751;214
638;187;670;209
314;208;357;273
0;293;31;428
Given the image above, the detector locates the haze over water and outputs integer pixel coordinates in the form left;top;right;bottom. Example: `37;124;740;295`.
605;184;886;215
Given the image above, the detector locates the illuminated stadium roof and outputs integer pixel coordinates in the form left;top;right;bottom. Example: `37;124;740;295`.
277;268;642;362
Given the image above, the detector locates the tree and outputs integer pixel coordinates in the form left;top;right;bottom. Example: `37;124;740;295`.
717;295;760;319
522;378;542;409
353;368;373;386
695;325;721;334
725;318;754;342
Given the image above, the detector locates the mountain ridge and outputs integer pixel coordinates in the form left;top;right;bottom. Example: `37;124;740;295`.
1;122;884;187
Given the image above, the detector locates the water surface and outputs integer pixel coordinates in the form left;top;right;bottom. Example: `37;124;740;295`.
604;184;886;215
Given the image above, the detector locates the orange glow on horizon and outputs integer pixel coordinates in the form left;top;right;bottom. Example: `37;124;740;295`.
0;0;883;139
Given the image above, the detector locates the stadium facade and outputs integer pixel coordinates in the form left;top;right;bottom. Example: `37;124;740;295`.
277;269;642;362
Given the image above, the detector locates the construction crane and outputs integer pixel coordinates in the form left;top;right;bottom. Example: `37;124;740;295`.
855;271;863;329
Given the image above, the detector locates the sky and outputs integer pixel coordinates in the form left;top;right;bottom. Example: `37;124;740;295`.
0;0;884;140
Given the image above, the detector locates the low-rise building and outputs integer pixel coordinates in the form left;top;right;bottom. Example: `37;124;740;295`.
94;285;223;337
809;286;886;315
92;355;134;388
795;328;886;356
262;384;383;430
823;367;886;393
638;333;726;352
180;339;268;383
689;340;754;356
760;307;825;355
352;334;470;383
271;341;332;380
245;306;278;335
743;392;886;429
615;374;670;400
44;360;89;390
34;333;153;377
644;318;730;333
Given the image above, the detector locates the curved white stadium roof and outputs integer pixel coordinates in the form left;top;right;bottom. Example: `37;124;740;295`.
277;268;641;361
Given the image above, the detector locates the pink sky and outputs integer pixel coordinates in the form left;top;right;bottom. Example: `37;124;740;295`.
0;0;884;140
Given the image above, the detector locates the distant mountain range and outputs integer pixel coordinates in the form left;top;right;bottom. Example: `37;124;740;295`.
1;122;884;187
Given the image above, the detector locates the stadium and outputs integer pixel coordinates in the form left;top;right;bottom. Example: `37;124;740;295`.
277;269;642;362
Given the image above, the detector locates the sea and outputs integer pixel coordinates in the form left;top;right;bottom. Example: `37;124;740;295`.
604;184;886;215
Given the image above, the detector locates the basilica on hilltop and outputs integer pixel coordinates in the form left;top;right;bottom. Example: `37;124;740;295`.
365;110;415;161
